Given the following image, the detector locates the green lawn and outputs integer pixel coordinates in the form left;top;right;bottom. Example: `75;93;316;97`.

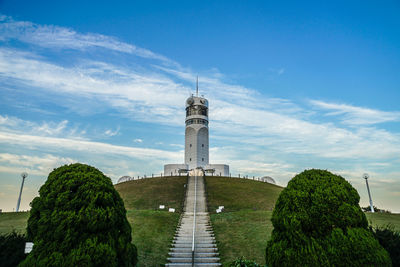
116;176;187;266
0;211;29;234
205;177;284;266
366;212;400;230
115;176;187;213
211;210;273;266
205;176;283;212
128;210;180;267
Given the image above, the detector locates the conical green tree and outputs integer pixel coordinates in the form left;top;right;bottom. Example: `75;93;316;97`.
266;169;391;267
20;163;137;267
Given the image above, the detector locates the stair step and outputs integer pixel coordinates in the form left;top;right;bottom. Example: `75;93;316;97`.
174;238;215;241
172;243;217;248
170;247;218;253
169;252;219;257
173;241;216;245
166;264;221;267
168;257;221;263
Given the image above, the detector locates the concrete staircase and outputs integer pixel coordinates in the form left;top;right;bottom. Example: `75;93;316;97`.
166;176;221;267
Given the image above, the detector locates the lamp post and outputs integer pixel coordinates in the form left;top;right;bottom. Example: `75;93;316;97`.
363;173;374;213
16;172;28;212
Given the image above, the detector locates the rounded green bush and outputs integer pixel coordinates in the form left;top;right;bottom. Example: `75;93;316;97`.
20;163;137;267
266;169;391;267
0;231;27;266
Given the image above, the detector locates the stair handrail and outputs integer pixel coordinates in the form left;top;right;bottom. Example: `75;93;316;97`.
191;175;197;266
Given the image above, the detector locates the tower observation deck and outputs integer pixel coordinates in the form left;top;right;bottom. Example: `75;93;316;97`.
164;84;229;176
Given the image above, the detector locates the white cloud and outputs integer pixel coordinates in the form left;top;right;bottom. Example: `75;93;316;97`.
0;153;76;175
156;65;259;105
0;114;26;128
170;143;184;148
104;127;120;137
1;46;399;162
133;138;143;143
268;67;285;76
0;115;84;139
0;15;168;61
310;100;400;125
0;48;187;125
210;101;400;160
34;120;68;136
0;131;181;162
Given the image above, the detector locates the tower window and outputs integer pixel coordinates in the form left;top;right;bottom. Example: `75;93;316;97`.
202;144;204;147
202;158;204;161
190;144;192;148
190;158;191;161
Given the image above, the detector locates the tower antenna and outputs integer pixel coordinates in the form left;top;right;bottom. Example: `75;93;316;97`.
196;76;199;97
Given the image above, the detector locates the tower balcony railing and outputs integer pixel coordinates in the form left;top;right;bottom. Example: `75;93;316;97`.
185;118;208;126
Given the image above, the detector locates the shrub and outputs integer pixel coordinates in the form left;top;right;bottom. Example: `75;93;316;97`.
0;231;27;267
266;169;391;267
20;163;137;267
229;257;263;267
372;225;400;267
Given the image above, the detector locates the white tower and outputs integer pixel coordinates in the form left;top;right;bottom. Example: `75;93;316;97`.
184;94;209;170
164;79;229;176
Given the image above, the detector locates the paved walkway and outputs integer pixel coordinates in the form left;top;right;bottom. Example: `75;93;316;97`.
166;176;221;267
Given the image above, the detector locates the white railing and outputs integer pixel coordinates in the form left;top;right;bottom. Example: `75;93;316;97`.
116;173;276;185
191;175;197;266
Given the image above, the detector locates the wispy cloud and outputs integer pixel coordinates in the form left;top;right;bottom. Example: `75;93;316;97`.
0;15;168;61
1;46;399;162
310;100;400;125
34;120;68;136
0;47;187;124
104;127;120;137
0;131;181;162
170;143;184;148
267;67;285;78
0;115;85;139
133;138;143;143
0;153;76;175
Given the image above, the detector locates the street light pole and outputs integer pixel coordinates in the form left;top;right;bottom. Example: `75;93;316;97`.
363;173;374;213
16;172;28;212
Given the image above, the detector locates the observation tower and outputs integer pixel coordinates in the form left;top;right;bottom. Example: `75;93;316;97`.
164;80;229;176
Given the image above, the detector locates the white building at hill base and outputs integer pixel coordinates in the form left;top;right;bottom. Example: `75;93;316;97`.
164;92;229;176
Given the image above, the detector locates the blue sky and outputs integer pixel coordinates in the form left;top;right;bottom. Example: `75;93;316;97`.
0;0;399;212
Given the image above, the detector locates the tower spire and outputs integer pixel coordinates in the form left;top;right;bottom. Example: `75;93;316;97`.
196;76;198;96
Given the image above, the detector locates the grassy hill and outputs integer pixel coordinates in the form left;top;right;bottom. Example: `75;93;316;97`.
1;175;399;267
